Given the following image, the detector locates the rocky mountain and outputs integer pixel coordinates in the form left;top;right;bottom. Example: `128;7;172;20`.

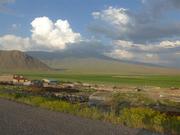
0;50;50;71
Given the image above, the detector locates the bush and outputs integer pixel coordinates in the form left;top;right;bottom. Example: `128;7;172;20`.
119;107;180;135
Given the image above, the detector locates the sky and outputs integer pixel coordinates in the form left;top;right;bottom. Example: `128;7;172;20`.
0;0;180;67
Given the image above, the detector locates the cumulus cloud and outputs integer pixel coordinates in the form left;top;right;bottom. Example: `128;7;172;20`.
113;40;180;53
31;16;81;50
88;2;180;66
90;7;135;40
106;49;163;65
105;49;134;60
105;39;180;64
0;16;81;51
0;35;31;51
90;3;180;43
92;7;130;26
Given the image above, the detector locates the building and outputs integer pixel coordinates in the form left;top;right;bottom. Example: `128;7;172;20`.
13;75;29;85
31;80;43;87
42;79;59;84
0;75;14;84
42;79;59;87
23;81;32;86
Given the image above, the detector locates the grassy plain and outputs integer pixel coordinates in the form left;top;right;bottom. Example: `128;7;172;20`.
15;72;180;88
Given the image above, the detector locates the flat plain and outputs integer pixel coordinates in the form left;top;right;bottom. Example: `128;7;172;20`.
19;72;180;88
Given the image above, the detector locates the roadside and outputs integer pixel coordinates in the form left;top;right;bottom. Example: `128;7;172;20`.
0;85;179;135
0;98;160;135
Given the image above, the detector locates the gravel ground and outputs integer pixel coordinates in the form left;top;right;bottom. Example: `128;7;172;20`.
0;98;162;135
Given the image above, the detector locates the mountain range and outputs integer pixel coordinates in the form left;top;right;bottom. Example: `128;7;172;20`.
0;50;180;75
27;51;180;75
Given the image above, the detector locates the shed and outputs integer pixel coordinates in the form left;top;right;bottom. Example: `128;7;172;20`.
42;79;59;85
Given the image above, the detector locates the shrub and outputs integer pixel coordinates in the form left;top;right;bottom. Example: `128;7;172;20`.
119;107;180;135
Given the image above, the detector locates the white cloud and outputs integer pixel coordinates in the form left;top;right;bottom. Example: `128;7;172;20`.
31;16;81;50
146;53;154;58
105;49;134;60
104;39;180;64
91;6;134;38
92;7;130;26
159;40;180;48
0;35;31;51
90;5;180;44
106;47;162;64
0;16;81;51
113;40;180;52
113;40;134;48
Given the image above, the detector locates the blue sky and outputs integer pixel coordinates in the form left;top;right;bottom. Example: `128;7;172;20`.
0;0;180;67
0;0;141;36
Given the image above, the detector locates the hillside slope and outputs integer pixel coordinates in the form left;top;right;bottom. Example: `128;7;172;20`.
0;50;50;71
43;58;180;75
27;51;180;75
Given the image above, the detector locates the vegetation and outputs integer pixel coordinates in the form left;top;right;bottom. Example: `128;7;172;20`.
111;93;157;114
120;107;180;134
14;73;180;88
0;72;180;134
0;89;179;135
1;69;180;87
113;92;175;107
0;85;25;91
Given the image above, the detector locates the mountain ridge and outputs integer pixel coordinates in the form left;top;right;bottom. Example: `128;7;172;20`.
0;50;50;71
27;51;180;75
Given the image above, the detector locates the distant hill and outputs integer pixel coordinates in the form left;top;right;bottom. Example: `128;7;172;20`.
0;50;50;71
27;51;180;75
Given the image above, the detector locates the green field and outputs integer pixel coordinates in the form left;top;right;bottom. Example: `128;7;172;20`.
15;72;180;88
1;68;180;87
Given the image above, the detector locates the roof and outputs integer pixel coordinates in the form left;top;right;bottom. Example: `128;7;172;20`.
43;78;59;83
13;75;26;80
